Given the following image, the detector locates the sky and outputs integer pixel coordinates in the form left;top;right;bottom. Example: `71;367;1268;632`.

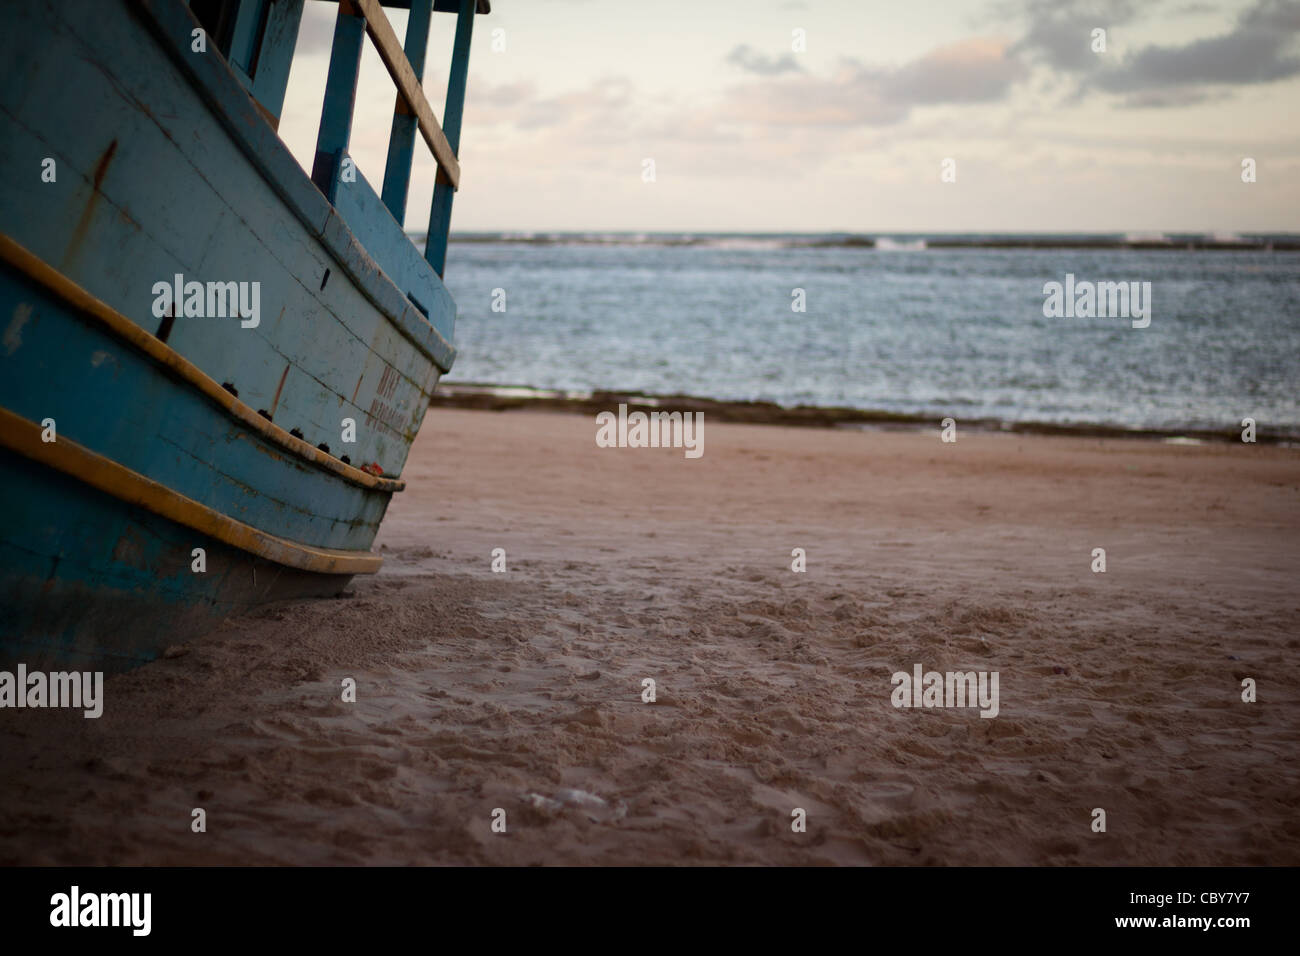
276;0;1300;233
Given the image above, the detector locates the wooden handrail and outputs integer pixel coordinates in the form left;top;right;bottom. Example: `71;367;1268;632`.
425;0;475;276
345;0;461;189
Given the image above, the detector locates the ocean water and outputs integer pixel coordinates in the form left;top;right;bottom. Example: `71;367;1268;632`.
438;234;1300;434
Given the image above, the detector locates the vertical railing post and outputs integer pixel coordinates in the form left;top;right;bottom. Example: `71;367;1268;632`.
311;0;366;198
424;0;476;277
380;0;434;224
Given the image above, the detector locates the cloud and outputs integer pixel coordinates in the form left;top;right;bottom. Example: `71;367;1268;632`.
467;77;633;129
466;36;1023;140
720;64;907;126
1009;0;1138;72
1011;0;1300;98
883;37;1027;104
721;37;1024;128
1093;0;1300;92
725;44;805;76
445;0;1300;197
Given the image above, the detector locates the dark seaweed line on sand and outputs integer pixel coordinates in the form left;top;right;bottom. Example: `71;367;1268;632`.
430;383;1298;445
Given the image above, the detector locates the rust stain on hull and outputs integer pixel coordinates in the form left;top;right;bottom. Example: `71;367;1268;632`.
271;363;290;417
91;140;118;191
63;138;118;266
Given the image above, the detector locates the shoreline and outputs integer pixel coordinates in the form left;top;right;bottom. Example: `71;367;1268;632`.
431;382;1297;445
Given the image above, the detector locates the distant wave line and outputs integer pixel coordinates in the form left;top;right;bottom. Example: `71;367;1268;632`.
420;232;1300;252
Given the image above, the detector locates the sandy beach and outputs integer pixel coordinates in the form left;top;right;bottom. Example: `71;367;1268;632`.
1;407;1297;865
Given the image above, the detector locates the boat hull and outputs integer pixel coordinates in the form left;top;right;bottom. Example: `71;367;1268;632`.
0;445;352;671
0;0;463;669
0;0;455;476
0;243;390;670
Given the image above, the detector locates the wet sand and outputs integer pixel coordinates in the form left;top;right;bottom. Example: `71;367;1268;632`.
1;407;1297;865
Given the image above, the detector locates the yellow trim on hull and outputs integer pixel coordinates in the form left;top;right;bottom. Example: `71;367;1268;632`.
0;232;406;493
0;406;382;576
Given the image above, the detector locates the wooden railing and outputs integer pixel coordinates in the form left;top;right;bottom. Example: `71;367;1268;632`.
311;0;479;278
349;0;459;188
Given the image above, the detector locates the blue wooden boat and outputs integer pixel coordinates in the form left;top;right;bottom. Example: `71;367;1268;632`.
0;0;488;670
